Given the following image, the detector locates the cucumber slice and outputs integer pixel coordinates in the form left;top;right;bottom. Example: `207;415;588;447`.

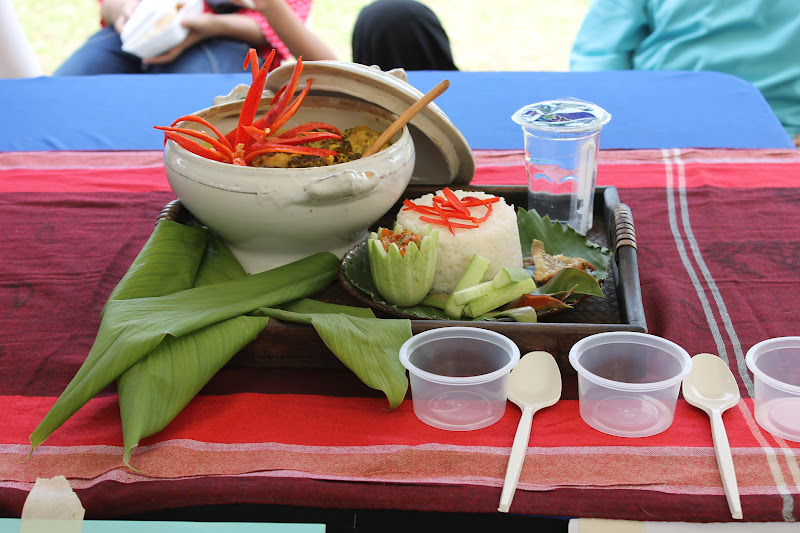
452;266;531;306
452;279;494;306
444;253;491;318
420;292;450;309
464;277;537;318
493;267;532;285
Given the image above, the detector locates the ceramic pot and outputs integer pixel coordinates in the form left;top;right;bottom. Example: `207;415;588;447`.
164;95;415;273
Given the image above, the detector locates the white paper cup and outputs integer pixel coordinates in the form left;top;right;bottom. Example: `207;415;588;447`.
400;327;520;431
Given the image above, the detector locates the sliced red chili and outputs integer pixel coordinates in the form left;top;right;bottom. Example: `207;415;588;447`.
249;56;304;135
169;115;232;150
270;85;286;105
274;131;341;145
274;122;341;139
265;81;313;136
162;131;229;163
419;215;479;230
244;48;260;81
461;196;500;206
233;49;274;148
155;126;235;161
158;49;344;168
470;203;493;223
442;187;470;217
243;125;268;143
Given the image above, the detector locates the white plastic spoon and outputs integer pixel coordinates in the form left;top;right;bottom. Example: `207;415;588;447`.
682;352;743;520
498;351;562;513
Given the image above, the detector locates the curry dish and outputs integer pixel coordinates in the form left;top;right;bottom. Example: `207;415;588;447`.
251;126;387;168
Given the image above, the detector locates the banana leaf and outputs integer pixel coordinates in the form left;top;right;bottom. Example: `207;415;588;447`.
103;220;208;313
28;220;339;456
282;297;376;319
118;315;267;468
517;208;612;281
259;299;410;409
192;231;248;287
117;229;255;469
534;267;604;299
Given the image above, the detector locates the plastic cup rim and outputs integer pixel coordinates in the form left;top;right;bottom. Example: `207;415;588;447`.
399;327;521;385
511;97;612;133
745;336;800;395
568;332;692;392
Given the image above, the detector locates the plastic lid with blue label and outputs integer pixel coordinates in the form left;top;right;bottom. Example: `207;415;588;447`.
512;98;611;133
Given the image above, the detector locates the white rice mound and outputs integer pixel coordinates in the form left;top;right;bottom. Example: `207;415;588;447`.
395;189;523;294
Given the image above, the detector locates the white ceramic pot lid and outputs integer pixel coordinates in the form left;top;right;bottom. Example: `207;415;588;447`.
264;61;475;186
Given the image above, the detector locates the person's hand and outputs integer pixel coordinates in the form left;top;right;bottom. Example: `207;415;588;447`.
103;0;141;34
142;13;219;65
228;0;266;10
793;132;800;149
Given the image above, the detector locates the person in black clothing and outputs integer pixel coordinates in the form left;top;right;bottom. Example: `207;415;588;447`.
352;0;458;71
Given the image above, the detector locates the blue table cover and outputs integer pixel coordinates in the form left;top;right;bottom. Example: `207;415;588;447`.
0;70;792;151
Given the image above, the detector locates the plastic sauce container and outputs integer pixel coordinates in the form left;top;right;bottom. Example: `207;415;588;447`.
399;327;520;431
746;337;800;443
569;332;692;438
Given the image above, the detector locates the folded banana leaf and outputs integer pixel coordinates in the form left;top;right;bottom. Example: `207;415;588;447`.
260;299;411;409
28;220;339;461
118;229;257;468
118;315;267;468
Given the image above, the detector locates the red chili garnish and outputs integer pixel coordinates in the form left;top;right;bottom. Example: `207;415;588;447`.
402;189;496;234
510;294;571;311
155;48;343;166
442;187;470;217
461;196;500;206
419;216;479;231
470;202;493;223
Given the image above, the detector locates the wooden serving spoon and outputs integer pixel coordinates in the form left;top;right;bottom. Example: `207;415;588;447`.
361;79;450;158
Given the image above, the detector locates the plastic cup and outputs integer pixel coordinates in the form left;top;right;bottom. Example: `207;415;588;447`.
569;332;692;438
512;98;611;235
745;337;800;443
399;327;520;431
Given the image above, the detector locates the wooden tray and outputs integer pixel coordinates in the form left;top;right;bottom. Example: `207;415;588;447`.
158;185;646;374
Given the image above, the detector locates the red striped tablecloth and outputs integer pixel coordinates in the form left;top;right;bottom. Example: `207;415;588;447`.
1;148;799;523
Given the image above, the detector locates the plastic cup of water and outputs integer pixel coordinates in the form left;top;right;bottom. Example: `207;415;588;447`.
512;98;611;235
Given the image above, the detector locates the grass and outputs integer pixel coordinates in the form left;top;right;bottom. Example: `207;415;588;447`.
17;0;591;75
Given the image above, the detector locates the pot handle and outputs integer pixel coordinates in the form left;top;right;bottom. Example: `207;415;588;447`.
305;169;379;202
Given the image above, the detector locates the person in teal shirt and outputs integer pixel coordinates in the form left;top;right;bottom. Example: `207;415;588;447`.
570;0;800;147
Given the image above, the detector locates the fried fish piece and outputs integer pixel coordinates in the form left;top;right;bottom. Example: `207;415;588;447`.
529;239;596;284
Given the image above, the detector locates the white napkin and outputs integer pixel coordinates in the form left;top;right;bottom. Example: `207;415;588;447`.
568;519;800;532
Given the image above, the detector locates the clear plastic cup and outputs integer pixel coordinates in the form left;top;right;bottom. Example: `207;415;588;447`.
512;98;611;235
745;337;800;443
569;332;692;438
399;327;520;431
